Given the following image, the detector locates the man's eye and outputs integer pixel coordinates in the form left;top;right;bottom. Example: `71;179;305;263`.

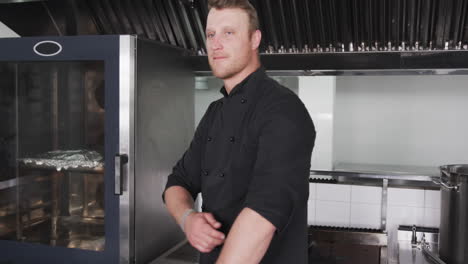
226;31;233;35
207;33;214;38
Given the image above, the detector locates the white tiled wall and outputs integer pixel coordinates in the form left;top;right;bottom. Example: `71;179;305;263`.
316;183;351;202
308;184;441;263
425;190;441;209
350;186;382;229
388;188;425;207
350;203;381;228
307;200;316;225
306;75;459;263
424;189;441;227
308;185;441;230
316;200;351;226
315;183;351;226
309;184;384;229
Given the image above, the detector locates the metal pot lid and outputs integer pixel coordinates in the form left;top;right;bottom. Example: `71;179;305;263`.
440;164;468;176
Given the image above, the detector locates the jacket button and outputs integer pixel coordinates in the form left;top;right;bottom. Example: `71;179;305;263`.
229;136;235;142
203;170;208;176
241;99;247;104
207;137;212;142
219;173;225;178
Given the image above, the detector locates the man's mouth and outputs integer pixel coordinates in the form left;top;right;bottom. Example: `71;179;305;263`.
213;56;227;60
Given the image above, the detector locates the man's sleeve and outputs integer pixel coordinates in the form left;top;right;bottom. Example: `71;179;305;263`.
244;98;316;233
162;103;214;202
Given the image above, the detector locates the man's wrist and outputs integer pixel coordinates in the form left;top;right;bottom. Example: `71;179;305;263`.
180;208;196;232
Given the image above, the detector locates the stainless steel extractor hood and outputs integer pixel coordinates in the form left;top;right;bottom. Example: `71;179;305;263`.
1;0;468;72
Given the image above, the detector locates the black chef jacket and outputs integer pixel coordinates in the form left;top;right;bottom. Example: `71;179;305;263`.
163;67;316;264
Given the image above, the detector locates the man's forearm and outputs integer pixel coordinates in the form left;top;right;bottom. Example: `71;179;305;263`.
164;186;195;227
216;208;276;264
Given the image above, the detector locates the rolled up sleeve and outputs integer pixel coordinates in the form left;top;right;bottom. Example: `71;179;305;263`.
244;98;315;233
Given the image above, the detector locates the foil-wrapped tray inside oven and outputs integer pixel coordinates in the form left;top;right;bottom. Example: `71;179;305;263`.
18;150;104;173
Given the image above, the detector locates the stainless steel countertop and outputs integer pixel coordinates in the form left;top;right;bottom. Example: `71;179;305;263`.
310;163;441;188
398;241;437;264
152;228;445;264
152;240;444;264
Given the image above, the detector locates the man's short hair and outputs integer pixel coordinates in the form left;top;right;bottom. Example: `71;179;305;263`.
207;0;260;33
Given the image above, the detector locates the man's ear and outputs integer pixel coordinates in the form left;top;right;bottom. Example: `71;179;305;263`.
251;29;262;50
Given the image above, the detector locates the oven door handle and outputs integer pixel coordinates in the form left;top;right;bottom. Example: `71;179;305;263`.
115;154;128;195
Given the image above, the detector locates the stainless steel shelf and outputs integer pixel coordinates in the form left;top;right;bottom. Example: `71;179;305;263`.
0;177;17;191
310;162;440;188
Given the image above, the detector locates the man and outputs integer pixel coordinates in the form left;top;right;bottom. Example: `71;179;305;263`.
163;0;316;263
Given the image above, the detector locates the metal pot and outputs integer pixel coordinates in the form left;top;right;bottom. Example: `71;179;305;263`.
436;165;468;264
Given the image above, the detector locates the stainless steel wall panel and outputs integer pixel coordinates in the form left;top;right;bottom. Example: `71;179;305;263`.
134;39;193;264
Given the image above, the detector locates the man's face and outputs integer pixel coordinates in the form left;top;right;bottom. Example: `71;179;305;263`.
206;8;255;80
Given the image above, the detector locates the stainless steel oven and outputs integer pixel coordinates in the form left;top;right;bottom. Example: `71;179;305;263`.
0;35;194;264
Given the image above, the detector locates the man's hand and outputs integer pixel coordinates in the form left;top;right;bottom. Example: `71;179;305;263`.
184;212;225;253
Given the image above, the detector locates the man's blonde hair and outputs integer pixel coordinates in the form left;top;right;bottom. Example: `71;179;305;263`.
208;0;260;33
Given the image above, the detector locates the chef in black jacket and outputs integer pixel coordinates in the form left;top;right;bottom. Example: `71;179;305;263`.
162;0;316;263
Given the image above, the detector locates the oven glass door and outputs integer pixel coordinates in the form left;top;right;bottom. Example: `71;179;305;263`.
0;58;120;263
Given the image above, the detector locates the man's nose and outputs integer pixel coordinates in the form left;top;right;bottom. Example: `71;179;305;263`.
210;36;223;50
